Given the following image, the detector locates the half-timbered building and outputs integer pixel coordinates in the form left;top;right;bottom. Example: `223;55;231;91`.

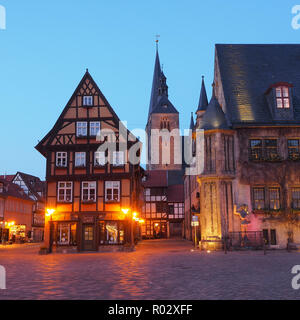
36;70;143;252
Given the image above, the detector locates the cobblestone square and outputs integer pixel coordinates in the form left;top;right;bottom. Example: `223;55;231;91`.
0;240;300;300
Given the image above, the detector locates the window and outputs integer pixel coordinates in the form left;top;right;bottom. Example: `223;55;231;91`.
269;188;280;210
168;203;184;219
58;182;72;202
56;223;76;246
253;187;265;210
263;229;269;245
76;122;87;137
292;188;300;209
82;182;96;202
276;86;290;109
264;139;278;160
94;151;106;166
113;151;125;166
90;122;100;136
270;229;277;245
99;221;125;245
249;139;279;161
56;152;68;167
288;139;300;160
105;181;120;202
75;152;86;167
83;96;93;106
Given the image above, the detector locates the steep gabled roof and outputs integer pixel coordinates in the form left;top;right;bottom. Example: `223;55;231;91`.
215;44;300;125
35;70;138;156
199;92;229;130
189;112;195;130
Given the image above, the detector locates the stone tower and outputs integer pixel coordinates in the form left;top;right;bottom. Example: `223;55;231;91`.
146;49;182;171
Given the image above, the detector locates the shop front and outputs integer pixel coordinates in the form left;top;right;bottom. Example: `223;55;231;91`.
49;213;131;252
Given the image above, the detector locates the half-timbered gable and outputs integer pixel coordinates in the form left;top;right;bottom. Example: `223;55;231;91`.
36;70;143;252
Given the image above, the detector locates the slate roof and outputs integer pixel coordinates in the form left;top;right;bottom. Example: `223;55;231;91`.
199;92;229;130
215;44;300;126
148;50;178;117
197;76;208;112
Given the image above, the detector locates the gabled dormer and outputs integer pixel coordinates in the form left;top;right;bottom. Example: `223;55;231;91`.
265;82;294;120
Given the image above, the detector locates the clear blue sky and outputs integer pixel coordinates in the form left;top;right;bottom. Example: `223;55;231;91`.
0;0;299;179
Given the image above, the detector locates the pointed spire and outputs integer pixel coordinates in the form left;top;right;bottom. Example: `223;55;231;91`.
199;84;229;130
148;50;162;117
189;112;195;130
197;76;208;112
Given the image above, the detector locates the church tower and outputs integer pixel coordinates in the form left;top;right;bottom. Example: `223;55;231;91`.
146;49;181;171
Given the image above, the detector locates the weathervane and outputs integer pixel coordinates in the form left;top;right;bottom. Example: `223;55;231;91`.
155;34;160;50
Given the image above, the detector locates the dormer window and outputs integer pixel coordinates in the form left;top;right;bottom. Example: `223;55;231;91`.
83;96;93;106
275;86;290;109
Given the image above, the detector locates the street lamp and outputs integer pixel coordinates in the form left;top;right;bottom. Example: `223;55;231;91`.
121;208;136;246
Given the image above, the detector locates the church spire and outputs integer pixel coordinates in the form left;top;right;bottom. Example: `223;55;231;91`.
189;112;195;130
148;50;162;117
197;76;208;112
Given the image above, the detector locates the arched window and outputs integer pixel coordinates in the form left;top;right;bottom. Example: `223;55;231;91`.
275;86;290;109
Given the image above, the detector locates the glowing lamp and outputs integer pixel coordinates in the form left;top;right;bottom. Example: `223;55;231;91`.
121;208;129;215
46;208;55;217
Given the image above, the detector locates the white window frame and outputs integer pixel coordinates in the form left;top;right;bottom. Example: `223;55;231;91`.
90;121;101;136
94;151;106;166
56;152;68;167
57;182;73;202
82;181;96;202
113;151;125;166
105;181;120;202
83;95;93;106
76;122;87;137
75;152;86;167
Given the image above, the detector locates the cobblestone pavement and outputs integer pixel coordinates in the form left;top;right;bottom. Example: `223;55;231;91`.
0;239;300;300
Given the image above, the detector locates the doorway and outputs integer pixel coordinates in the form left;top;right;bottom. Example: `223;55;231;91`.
82;224;96;251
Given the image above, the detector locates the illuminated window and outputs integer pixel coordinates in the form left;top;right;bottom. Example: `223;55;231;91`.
83;96;93;106
276;86;290;108
269;188;280;210
56;152;68;167
58;182;72;202
253;187;265;210
82;181;96;202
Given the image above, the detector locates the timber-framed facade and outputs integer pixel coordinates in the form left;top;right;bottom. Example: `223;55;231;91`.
36;70;144;252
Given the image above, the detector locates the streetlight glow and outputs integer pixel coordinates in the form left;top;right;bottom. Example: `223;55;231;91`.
46;208;55;217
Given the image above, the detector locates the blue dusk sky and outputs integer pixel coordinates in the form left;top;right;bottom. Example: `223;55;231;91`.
0;0;299;179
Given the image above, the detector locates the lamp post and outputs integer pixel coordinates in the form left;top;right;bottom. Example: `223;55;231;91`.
45;208;55;253
122;208;139;247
